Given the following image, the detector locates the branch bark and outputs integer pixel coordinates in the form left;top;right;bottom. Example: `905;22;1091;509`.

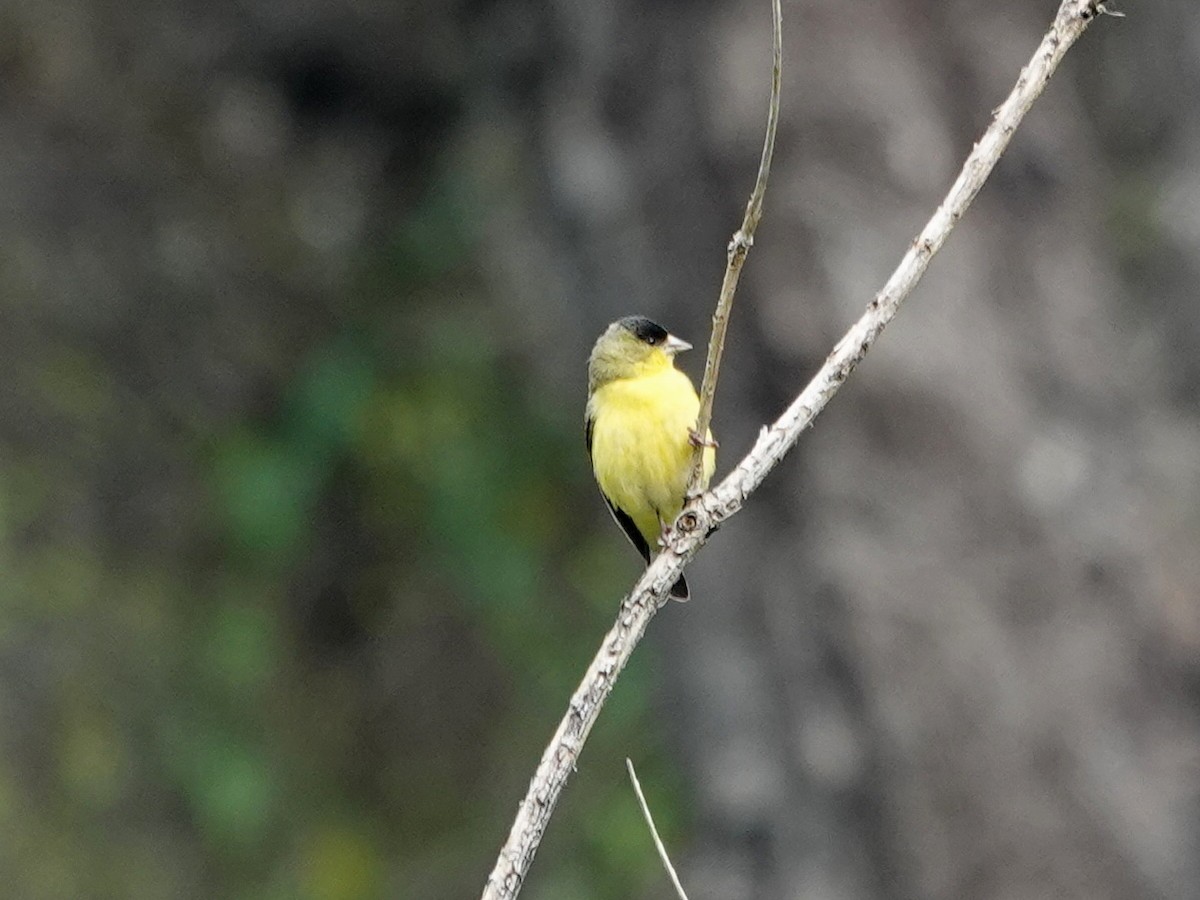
480;3;1112;897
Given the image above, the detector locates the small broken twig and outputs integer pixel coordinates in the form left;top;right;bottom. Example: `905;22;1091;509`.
626;758;690;900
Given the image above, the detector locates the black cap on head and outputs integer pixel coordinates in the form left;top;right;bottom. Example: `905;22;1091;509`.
619;316;669;346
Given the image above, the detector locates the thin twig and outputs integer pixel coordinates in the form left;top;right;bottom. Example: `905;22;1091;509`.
687;0;783;496
480;4;1112;898
626;758;690;900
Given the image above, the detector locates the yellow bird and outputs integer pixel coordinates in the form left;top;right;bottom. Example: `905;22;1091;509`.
586;316;716;600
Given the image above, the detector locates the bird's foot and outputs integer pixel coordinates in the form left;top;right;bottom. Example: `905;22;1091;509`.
688;428;719;449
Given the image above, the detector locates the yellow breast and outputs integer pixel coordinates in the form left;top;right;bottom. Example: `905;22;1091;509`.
589;368;715;544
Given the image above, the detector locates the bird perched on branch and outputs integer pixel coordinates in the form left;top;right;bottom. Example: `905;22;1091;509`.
586;316;716;601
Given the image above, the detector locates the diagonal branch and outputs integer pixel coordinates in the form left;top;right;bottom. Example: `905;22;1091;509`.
687;0;783;496
480;3;1113;898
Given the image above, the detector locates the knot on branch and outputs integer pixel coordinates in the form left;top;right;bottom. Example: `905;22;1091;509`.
727;230;754;262
1080;0;1123;20
672;499;714;544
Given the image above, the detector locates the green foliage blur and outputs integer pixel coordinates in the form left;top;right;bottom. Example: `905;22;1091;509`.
0;161;686;899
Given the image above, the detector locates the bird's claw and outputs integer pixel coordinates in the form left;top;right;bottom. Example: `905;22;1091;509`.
688;428;718;449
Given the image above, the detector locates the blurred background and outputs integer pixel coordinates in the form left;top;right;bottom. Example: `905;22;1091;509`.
1;0;1198;898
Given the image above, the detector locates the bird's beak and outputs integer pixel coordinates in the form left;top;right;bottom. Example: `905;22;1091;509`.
664;334;693;356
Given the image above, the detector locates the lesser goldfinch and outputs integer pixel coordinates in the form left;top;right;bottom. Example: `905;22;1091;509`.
586;316;716;601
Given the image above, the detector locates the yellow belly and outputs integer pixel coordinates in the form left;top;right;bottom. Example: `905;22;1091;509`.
589;369;715;544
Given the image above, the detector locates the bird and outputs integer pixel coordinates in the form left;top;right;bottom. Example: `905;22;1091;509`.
585;316;716;601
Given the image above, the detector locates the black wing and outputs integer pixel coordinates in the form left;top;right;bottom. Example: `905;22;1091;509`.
602;495;652;564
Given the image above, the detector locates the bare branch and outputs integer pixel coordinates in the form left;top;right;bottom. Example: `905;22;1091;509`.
687;0;783;496
480;3;1112;898
626;758;691;900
